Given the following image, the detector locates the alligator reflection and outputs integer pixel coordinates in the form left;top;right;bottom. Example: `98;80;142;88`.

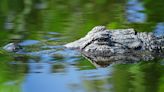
82;52;164;67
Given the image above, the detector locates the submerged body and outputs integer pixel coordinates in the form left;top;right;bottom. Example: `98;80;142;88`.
65;26;164;66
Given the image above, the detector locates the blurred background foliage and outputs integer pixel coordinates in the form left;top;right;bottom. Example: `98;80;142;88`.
0;0;164;92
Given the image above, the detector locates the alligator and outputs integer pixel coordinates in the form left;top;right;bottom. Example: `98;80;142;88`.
3;26;164;67
65;26;164;67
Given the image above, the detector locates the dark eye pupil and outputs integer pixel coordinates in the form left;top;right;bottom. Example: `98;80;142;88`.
134;46;142;50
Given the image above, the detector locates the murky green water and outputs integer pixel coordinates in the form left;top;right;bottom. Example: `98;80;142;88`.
0;0;164;92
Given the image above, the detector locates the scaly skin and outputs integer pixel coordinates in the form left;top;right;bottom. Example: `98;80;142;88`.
65;26;164;67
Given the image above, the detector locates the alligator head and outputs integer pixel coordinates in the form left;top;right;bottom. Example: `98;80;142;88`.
65;26;163;67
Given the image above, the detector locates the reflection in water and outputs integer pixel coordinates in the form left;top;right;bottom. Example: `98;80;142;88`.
0;0;164;92
22;62;74;92
126;0;146;23
19;40;40;46
22;61;112;92
34;1;47;10
4;12;15;30
111;63;162;92
154;23;164;37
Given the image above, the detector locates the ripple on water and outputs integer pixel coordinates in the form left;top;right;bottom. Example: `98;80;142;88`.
19;40;40;46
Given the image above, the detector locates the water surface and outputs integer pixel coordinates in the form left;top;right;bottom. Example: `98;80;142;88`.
0;0;164;92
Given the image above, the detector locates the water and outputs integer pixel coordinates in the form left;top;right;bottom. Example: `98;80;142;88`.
0;0;164;92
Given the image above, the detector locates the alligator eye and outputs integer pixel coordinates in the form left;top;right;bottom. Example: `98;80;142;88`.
134;46;142;50
97;38;109;42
